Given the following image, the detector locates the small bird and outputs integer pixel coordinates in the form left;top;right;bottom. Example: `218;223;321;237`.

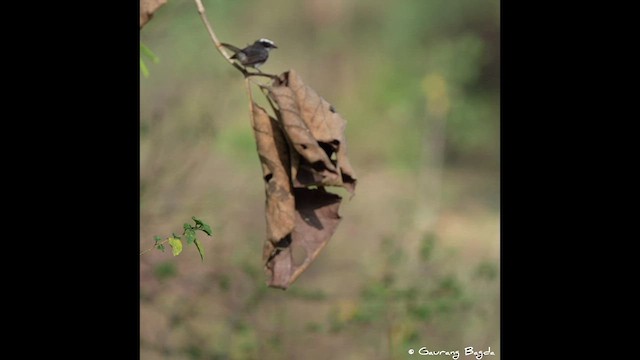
221;38;278;71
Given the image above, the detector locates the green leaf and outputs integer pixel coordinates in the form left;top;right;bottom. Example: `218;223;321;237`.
194;239;205;262
183;223;192;231
154;236;162;244
140;58;149;78
192;216;204;227
168;237;183;256
185;229;196;245
201;224;212;236
140;43;159;63
156;244;165;252
192;216;212;235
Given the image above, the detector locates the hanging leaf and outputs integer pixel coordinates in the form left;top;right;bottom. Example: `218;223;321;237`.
251;102;347;289
251;104;296;249
249;69;358;288
265;188;342;289
266;70;357;195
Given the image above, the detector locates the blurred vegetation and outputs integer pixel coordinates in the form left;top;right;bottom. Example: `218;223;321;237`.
140;216;212;259
140;0;499;359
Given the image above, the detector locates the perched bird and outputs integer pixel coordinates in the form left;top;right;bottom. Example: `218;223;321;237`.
221;38;278;70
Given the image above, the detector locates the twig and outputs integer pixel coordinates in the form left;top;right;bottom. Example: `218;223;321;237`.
140;225;200;256
140;238;169;256
245;78;256;126
193;0;279;80
245;79;255;107
246;72;279;80
193;0;247;75
193;0;231;62
192;0;282;132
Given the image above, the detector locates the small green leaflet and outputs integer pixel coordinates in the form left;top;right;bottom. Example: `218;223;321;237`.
192;216;212;235
201;224;212;236
140;43;159;63
140;58;149;78
194;239;205;262
185;229;196;245
140;43;158;79
202;224;211;236
192;216;204;227
168;237;183;256
144;217;211;259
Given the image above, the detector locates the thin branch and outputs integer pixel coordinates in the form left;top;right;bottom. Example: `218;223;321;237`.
193;0;231;62
245;78;256;127
140;238;169;256
245;78;255;106
193;0;248;75
193;0;281;130
193;0;279;79
246;72;279;80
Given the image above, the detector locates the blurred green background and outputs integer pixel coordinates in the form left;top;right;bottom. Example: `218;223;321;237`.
140;0;499;359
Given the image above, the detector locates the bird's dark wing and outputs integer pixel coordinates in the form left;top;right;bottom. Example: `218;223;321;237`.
238;46;269;66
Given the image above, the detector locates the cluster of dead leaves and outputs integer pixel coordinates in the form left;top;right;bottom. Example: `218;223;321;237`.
252;70;357;289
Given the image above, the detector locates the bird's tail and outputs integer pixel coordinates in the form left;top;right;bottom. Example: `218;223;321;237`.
220;42;242;58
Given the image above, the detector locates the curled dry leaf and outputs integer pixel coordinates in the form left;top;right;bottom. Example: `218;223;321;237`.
267;70;357;195
251;104;344;289
267;188;342;289
251;70;357;288
251;105;296;263
140;0;168;29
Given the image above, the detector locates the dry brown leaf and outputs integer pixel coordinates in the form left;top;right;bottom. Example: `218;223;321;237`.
252;70;357;288
140;0;167;29
267;81;340;188
251;105;296;263
251;103;345;289
265;188;342;289
267;70;357;195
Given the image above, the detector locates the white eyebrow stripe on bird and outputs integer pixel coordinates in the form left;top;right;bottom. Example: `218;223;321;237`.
258;38;275;45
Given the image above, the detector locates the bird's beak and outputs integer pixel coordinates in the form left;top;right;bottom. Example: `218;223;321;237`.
272;44;278;49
